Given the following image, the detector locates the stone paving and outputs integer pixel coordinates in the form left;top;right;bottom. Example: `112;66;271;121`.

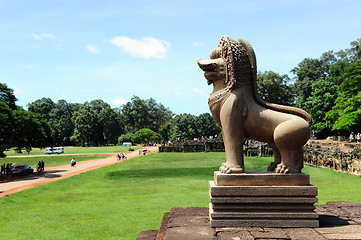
137;202;361;240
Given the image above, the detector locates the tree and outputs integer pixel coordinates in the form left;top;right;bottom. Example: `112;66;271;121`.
50;100;75;146
73;107;103;146
0;83;53;156
291;51;338;108
326;62;361;132
118;132;134;145
196;113;221;137
9;109;53;152
0;83;17;110
257;71;295;105
121;96;173;133
99;107;123;145
347;39;361;63
27;97;55;121
0;99;13;156
131;128;161;144
170;114;198;141
304;80;338;137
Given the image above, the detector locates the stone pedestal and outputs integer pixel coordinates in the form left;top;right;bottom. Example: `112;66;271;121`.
209;171;319;228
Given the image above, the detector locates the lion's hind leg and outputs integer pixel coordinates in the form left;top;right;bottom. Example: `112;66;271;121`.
273;118;309;174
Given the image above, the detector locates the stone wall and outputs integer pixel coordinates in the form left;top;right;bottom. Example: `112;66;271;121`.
303;145;361;176
158;139;273;156
159;139;225;153
159;138;361;176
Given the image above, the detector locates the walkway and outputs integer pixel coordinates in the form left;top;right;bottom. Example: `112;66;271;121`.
0;147;157;197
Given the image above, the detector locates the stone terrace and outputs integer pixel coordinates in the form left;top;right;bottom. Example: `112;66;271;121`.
137;202;361;240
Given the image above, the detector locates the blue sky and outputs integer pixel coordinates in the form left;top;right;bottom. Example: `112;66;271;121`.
2;0;361;115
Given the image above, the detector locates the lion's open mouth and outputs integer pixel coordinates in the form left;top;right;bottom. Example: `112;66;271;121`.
197;58;217;73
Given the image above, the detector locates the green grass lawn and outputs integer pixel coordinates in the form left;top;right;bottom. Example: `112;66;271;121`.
1;154;111;169
0;152;360;239
4;145;142;156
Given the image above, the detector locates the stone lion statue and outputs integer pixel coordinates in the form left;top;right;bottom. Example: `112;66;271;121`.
197;36;311;174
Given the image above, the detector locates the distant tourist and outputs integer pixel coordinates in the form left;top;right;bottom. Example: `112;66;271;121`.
350;132;355;142
37;161;42;172
124;153;127;160
357;133;361;143
71;158;76;167
116;153;120;162
41;161;45;171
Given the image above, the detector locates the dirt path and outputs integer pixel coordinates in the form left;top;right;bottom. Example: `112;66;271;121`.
0;147;158;198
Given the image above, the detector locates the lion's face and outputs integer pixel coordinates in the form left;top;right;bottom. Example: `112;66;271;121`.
197;47;226;85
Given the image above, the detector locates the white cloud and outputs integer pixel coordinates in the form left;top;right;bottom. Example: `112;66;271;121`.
109;36;170;59
193;41;202;47
112;98;128;106
191;87;203;95
87;44;101;54
32;33;57;40
55;44;64;49
172;87;204;98
41;33;56;39
13;87;22;95
24;65;32;70
32;34;42;40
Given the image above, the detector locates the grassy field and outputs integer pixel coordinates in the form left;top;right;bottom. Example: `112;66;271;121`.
1;154;111;169
4;145;142;156
0;152;360;239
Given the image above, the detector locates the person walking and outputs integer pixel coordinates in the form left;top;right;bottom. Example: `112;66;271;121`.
71;158;76;167
350;132;355;142
37;161;42;172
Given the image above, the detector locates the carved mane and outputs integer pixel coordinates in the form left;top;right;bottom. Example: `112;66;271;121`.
217;35;312;125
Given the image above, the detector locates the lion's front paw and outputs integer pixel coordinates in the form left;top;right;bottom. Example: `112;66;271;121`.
219;163;244;174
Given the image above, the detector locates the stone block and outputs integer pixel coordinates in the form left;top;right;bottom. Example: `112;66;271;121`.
214;171;310;186
209;181;318;196
249;228;290;239
210;196;318;204
211;203;315;211
210;219;320;228
156;212;169;240
284;228;327;240
314;224;361;239
136;230;158;240
210;211;318;220
217;230;254;240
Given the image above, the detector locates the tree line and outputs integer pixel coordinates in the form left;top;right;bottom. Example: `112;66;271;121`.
1;38;360;156
257;38;361;138
0;90;221;156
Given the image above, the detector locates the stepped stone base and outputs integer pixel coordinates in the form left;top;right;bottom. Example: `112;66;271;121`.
209;171;319;228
